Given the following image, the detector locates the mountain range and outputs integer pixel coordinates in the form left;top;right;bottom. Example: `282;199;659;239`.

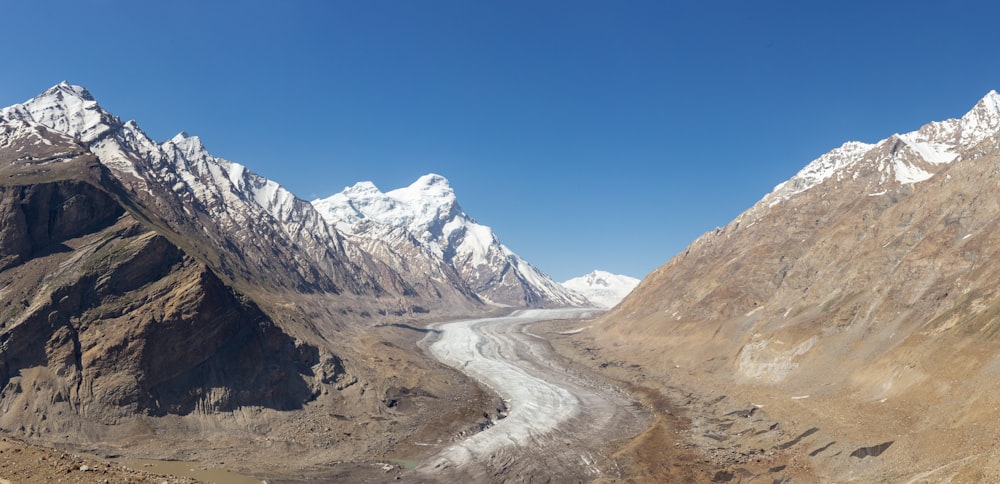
588;90;1000;480
0;82;624;467
313;174;589;307
0;82;594;310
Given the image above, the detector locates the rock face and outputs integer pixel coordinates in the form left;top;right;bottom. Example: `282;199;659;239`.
1;226;319;419
0;82;484;313
598;91;1000;480
314;174;589;307
0;129;330;440
0;84;504;464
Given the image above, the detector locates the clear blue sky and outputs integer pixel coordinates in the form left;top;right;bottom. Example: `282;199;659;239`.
3;1;1000;280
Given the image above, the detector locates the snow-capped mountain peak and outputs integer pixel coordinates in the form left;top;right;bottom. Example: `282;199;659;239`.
406;173;452;191
313;174;589;307
763;91;1000;208
958;89;1000;148
51;80;93;100
346;180;381;195
315;173;462;242
165;131;212;164
561;270;640;309
385;174;461;238
3;82;586;310
170;131;194;144
0;81;115;144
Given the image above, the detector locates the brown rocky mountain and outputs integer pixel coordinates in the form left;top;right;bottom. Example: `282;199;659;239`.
583;92;1000;480
0;87;506;477
0;82;486;315
0;120;316;430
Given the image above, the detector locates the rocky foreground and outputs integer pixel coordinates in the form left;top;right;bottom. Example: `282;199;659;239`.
0;435;200;483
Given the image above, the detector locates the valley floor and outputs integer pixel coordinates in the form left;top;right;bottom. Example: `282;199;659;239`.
407;309;809;482
409;309;648;481
1;310;827;483
537;317;821;483
0;435;202;483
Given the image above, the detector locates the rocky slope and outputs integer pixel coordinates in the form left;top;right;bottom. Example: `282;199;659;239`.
561;270;640;309
0;82;484;315
0;84;521;477
589;91;1000;481
313;174;589;307
0;121;329;440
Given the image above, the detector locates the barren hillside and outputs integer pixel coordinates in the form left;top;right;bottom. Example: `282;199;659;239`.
577;92;1000;482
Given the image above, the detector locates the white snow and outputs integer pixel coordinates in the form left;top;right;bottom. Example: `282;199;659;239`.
0;82;111;144
313;174;589;306
898;138;957;165
561;270;640;309
761;90;1000;206
765;141;875;206
890;156;934;184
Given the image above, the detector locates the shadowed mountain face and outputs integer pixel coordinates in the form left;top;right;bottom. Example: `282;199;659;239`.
0;87;496;466
0;124;332;438
1;82;487;314
1;83;588;321
595;92;1000;480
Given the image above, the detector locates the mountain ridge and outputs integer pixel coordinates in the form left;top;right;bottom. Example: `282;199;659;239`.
1;82;581;311
0;82;519;475
587;89;1000;481
313;174;590;308
763;90;1000;208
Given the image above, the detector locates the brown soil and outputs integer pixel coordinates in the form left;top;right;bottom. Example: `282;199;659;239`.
0;435;200;483
0;311;825;483
0;310;504;483
537;318;821;484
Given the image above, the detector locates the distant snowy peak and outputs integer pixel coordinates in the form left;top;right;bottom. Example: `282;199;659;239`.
314;175;461;238
313;174;589;307
764;90;1000;207
561;270;640;309
314;174;462;247
385;174;462;237
957;89;1000;148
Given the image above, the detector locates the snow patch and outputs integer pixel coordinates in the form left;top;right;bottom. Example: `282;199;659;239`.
760;90;1000;206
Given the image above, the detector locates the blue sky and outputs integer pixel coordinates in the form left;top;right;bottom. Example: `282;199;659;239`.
3;1;1000;280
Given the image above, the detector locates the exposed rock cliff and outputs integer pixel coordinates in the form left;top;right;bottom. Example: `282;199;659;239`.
0;123;335;441
0;111;489;475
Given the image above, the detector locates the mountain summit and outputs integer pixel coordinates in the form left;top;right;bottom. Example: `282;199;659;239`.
561;270;639;309
0;83;574;311
314;175;589;307
0;82;592;466
763;90;1000;207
